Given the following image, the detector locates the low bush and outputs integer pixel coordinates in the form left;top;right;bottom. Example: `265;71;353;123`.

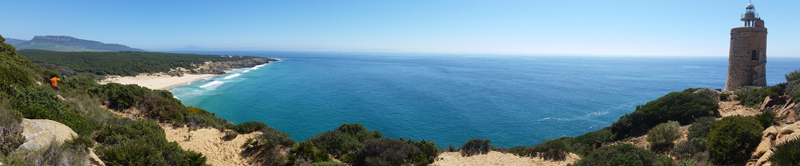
647;121;681;151
351;138;427;166
336;123;382;142
756;109;777;129
719;93;730;101
309;161;346;166
14;140;88;166
95;119;207;166
233;121;271;134
461;139;491;157
242;127;295;165
537;139;570;160
687;117;716;151
401;138;440;164
611;88;718;140
0;133;25;156
670;141;699;160
505;138;570;161
289;141;331;165
769;137;800;166
9;86;92;136
42;70;62;82
307;131;361;157
568;143;674;166
222;131;238;141
62;74;99;90
735;85;786;108
786;69;800;82
706;115;762;165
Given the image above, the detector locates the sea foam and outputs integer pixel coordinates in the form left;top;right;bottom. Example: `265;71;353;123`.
224;73;242;79
199;81;224;89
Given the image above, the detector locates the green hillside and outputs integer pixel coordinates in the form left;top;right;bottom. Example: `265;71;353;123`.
19;49;269;76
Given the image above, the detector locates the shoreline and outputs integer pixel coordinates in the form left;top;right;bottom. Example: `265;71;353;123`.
99;61;276;90
99;73;218;90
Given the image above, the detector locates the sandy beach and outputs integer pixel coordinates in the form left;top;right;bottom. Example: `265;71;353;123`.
99;73;217;90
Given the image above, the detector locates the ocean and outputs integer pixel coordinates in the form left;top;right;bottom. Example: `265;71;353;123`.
169;51;800;148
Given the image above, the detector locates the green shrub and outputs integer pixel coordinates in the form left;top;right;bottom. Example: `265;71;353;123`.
769;137;800;166
95;119;207;166
289;141;331;164
687;117;716;151
568;144;674;166
42;70;62;81
222;131;238;141
647;121;681;151
89;83;151;110
611;88;718;140
307;131;361;157
1;133;25;156
336;123;382;142
537;139;570;160
14;140;88;166
62;74;99;90
735;85;786;108
9;86;92;136
756;109;777;129
233;121;271;134
670;141;699;160
719;93;730;101
352;138;426;166
506;138;570;161
706;115;762;165
242;127;294;165
0;35;41;91
786;69;800;82
309;161;346;166
401;138;439;164
461;139;491;157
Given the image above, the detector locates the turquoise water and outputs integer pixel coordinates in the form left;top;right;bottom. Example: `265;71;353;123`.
169;51;800;148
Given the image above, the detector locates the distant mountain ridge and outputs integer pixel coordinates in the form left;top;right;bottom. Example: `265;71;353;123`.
13;35;145;52
4;38;28;44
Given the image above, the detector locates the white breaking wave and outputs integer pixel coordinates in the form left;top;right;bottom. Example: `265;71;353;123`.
243;70;251;73
199;81;224;89
224;73;242;79
251;64;267;70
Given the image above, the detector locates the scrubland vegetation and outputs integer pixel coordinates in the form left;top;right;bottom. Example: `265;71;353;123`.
19;49;267;76
3;35;800;165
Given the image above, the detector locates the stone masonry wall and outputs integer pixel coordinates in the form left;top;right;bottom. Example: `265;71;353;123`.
725;26;767;91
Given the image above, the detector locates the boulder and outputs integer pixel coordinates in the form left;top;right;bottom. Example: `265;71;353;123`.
16;119;105;166
751;138;772;159
763;126;779;140
17;119;78;151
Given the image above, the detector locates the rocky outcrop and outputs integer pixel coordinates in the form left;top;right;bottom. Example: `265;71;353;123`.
17;119;105;166
747;122;800;166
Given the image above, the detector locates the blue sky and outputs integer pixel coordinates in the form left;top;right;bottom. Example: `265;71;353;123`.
2;0;798;56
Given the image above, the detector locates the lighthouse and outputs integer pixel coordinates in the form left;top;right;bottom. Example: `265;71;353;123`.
725;3;768;91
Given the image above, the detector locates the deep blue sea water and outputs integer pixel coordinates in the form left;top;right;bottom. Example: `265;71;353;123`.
169;51;800;148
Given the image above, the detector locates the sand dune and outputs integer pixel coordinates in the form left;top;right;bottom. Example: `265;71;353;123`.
160;124;262;166
432;151;580;166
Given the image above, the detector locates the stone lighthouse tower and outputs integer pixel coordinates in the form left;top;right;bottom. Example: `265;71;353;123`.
725;3;768;91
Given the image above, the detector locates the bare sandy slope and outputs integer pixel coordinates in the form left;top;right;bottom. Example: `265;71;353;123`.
160;124;262;166
99;73;216;90
432;151;580;166
718;100;761;118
